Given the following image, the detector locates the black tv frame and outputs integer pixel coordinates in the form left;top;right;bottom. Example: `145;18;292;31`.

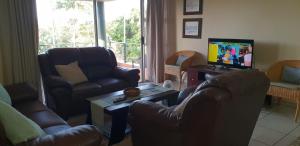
207;38;255;69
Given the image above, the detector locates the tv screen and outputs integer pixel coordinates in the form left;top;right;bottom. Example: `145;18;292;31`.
208;38;254;69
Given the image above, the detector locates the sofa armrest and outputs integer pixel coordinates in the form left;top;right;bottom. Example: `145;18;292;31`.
4;82;38;104
129;100;180;130
177;85;197;104
113;67;140;85
29;125;103;146
45;76;72;90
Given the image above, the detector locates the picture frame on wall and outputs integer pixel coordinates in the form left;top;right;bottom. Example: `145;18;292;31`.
184;0;203;15
182;18;202;39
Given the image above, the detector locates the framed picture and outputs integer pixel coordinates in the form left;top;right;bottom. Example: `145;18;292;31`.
184;0;203;15
182;18;202;39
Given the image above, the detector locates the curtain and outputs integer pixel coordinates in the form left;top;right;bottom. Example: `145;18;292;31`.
146;0;177;83
0;0;39;85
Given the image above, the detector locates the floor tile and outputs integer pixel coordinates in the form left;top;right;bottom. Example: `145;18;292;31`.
273;134;297;146
249;139;269;146
257;110;299;134
251;126;286;145
258;110;271;121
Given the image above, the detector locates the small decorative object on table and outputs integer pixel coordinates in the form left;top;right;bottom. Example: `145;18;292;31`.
124;87;140;98
163;80;175;90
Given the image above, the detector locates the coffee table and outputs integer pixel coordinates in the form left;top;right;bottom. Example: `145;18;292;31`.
86;83;179;145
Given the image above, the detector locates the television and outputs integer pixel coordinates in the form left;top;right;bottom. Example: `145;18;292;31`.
208;38;254;69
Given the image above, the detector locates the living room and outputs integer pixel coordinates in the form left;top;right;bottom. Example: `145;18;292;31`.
0;0;300;146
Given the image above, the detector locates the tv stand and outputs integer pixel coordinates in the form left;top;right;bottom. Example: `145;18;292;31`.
187;65;234;87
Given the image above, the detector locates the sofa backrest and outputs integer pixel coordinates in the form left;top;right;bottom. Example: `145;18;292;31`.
180;70;270;146
78;47;116;81
39;47;117;81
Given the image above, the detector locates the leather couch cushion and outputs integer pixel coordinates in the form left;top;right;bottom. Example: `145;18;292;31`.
72;82;103;99
43;125;71;135
96;78;129;93
25;110;67;129
14;101;47;115
48;48;80;65
79;47;114;81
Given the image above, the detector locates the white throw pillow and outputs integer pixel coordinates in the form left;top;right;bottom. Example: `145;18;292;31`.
55;61;88;85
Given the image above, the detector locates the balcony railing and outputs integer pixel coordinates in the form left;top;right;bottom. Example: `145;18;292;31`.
39;41;141;69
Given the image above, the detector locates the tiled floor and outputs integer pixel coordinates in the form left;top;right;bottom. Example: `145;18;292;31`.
110;103;300;146
68;79;300;146
95;102;300;146
250;103;300;146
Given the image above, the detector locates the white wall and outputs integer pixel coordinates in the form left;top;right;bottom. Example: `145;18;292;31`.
176;0;300;70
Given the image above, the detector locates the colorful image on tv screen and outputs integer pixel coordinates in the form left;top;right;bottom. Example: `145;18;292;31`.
208;42;253;67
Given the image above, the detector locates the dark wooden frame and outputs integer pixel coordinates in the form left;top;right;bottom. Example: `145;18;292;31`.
182;18;202;39
184;0;203;15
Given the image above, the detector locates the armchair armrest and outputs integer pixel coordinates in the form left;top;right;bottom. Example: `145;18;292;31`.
129;100;180;130
29;125;103;146
113;67;140;85
4;82;38;104
177;86;197;104
45;76;72;90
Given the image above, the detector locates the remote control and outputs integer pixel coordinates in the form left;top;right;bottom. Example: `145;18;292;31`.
113;96;127;103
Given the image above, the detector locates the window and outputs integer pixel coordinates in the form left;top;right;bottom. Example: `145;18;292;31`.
37;0;95;54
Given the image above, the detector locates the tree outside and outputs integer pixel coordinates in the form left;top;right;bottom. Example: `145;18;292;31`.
106;8;141;63
37;0;95;54
37;0;142;64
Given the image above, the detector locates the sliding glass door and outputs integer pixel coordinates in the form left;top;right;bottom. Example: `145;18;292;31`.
37;0;146;81
36;0;95;53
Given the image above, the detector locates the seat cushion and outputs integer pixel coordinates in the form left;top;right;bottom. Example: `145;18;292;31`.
72;82;103;99
24;110;67;129
96;78;129;93
282;66;300;84
270;82;300;89
164;65;180;75
43;125;71;135
14;101;47;115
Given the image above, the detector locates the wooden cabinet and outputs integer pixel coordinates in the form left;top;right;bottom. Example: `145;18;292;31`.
187;65;234;87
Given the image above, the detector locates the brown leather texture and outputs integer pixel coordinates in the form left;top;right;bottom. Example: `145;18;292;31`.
4;83;38;105
1;83;103;146
38;47;140;119
129;70;270;146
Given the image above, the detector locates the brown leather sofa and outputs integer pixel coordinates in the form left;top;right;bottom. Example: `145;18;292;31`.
0;83;103;146
129;70;270;146
39;47;140;119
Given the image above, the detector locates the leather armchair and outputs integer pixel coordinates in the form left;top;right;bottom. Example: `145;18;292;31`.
129;70;270;146
1;83;103;146
39;47;140;119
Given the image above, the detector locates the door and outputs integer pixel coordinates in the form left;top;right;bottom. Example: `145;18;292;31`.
100;0;146;81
